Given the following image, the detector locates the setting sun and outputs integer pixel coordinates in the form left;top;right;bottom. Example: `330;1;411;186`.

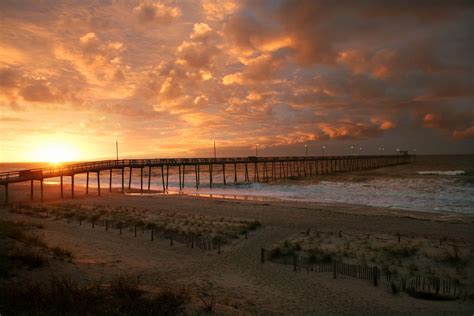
33;142;79;163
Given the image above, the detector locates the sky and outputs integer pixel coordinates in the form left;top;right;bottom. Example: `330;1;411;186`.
0;0;473;162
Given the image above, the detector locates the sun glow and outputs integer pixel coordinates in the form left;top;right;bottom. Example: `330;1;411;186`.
33;142;79;163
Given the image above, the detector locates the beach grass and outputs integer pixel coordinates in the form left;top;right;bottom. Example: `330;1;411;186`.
268;229;472;286
9;204;262;247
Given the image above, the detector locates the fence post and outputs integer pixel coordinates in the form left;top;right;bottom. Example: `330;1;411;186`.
106;220;108;231
191;235;194;248
151;228;154;241
170;233;173;246
261;248;265;263
293;255;297;272
134;224;137;237
373;266;378;286
218;238;221;254
333;261;337;279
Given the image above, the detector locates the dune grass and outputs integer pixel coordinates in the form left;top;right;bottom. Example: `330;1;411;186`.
0;275;189;315
10;204;262;246
0;219;74;277
268;229;472;287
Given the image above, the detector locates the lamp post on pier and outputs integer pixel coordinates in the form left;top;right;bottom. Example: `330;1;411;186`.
255;144;259;157
304;144;308;157
213;140;216;159
350;145;354;156
322;145;326;157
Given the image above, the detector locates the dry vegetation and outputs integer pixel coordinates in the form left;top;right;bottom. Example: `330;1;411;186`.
268;229;473;288
0;219;72;278
9;203;261;248
0;218;190;315
0;275;189;315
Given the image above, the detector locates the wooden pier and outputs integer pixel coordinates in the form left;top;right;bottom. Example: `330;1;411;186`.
0;155;413;204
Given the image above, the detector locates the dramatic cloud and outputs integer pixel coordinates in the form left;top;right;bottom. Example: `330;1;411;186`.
0;0;473;161
133;1;181;25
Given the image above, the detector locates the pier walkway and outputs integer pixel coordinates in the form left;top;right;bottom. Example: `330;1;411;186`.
0;155;413;204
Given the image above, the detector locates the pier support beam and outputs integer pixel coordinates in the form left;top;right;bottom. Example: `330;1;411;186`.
86;172;89;195
148;166;151;191
71;175;75;199
222;164;226;185
97;172;101;196
161;165;166;191
209;164;213;188
40;179;44;202
31;180;34;201
166;165;169;189
60;176;64;198
234;163;237;183
195;165;199;189
140;167;143;192
121;168;124;193
178;166;181;190
182;165;186;188
109;169;112;193
128;167;132;190
4;184;8;205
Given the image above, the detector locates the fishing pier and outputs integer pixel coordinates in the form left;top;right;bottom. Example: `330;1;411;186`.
0;155;413;204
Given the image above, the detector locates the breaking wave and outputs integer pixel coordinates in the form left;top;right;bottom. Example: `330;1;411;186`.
417;170;465;176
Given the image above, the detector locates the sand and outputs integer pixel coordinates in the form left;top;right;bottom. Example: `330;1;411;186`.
1;183;473;314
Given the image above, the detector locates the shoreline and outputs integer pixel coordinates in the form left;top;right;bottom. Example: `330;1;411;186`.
3;181;474;221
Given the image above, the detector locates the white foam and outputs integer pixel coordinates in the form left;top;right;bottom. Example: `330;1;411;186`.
417;170;465;176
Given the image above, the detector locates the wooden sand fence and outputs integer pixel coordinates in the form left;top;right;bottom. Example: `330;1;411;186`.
10;206;229;254
87;217;227;254
260;248;469;300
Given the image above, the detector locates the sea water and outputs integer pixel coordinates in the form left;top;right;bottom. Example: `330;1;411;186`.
1;155;473;214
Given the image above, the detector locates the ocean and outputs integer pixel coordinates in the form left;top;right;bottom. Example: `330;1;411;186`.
1;155;473;214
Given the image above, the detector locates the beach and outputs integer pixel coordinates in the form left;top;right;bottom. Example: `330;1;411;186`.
1;183;473;314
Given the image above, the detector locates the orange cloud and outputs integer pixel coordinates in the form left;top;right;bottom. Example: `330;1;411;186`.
452;126;474;140
133;1;181;25
223;53;285;85
201;0;240;21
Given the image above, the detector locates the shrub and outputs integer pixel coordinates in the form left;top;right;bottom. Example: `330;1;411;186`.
269;247;282;259
49;246;72;262
247;221;261;231
382;244;419;258
406;288;456;301
439;245;467;267
0;276;189;315
8;248;46;270
390;281;399;295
